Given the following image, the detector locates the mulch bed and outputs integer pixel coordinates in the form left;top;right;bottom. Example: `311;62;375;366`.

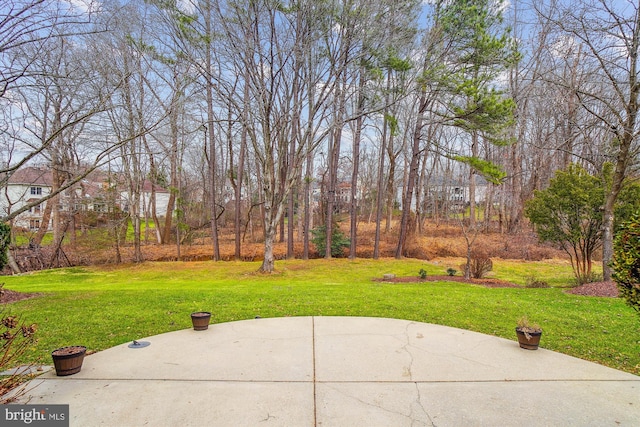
376;275;521;288
0;289;40;304
377;276;621;297
565;281;619;298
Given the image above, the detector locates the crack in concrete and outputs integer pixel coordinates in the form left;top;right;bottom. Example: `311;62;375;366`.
413;382;436;427
321;382;431;426
402;328;500;372
399;322;417;381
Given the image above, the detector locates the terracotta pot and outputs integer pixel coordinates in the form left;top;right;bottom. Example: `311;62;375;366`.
51;346;86;376
515;328;542;350
191;311;211;331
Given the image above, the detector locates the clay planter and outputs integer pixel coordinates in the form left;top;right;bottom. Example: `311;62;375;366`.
51;346;87;376
515;328;542;350
191;311;211;331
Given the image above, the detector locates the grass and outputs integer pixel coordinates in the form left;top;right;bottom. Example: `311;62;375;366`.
1;258;639;376
13;231;54;247
12;220;159;247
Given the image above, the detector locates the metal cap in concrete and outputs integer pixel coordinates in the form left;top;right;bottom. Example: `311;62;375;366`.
11;316;640;426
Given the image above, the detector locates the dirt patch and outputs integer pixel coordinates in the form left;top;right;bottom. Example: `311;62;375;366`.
565;281;619;298
0;289;40;304
375;275;521;288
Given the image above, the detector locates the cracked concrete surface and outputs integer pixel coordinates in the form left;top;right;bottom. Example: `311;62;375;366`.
9;316;640;426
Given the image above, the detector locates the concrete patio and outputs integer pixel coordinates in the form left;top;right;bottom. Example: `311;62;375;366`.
12;316;640;426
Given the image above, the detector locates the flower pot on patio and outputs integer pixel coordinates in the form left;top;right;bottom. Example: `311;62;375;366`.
515;316;542;350
191;311;211;331
515;328;542;350
51;346;86;376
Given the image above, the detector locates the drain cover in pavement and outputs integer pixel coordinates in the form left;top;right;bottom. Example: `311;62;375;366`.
128;340;150;349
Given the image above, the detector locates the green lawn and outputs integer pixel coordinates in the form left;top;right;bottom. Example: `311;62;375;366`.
2;258;638;375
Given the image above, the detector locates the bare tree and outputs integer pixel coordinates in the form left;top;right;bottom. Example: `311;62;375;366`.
0;7;112;233
212;0;360;272
536;0;640;280
0;0;97;99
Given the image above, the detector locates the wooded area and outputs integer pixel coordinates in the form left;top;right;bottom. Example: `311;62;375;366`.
1;0;639;275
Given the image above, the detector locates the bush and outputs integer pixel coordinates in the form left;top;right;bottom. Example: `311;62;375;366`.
311;224;350;258
572;273;602;286
0;223;10;271
418;269;427;280
612;214;640;317
0;285;38;403
524;164;604;284
464;256;493;279
525;276;550;288
446;268;457;276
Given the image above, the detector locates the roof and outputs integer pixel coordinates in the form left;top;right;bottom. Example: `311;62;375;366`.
6;166;170;194
141;180;169;193
7;167;53;186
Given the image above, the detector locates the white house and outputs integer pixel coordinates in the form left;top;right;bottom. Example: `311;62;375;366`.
0;166;172;230
119;179;171;220
0;167;53;230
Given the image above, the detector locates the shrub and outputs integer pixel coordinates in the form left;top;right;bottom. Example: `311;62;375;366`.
612;214;640;317
311;224;350;258
0;285;38;403
525;276;550;288
446;268;457;276
0;223;10;270
524;164;604;284
467;256;493;279
572;273;602;286
418;269;427;280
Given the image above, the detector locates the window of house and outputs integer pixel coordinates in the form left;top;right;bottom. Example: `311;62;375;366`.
29;203;41;214
30;187;42;195
29;219;40;230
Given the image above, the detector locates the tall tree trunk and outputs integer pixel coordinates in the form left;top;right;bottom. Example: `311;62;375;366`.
141;134;162;243
208;120;220;260
287;62;303;258
508;141;523;233
234;138;246;260
396;91;429;258
162;101;179;247
603;8;640;281
261;216;278;273
325;130;336;259
279;150;287;244
385;133;396;234
325;64;347;259
6;248;21;274
32;199;53;246
349;74;365;260
469;131;478;226
205;5;220;261
303;134;313;260
416;128;435;235
259;159;287;272
233;83;248;260
373;118;387;259
373;77;392;259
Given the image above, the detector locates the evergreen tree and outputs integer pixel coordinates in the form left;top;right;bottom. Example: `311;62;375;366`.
437;0;519;222
612;214;640;317
524;164;604;284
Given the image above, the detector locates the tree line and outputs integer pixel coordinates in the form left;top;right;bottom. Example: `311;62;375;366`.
0;0;638;274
